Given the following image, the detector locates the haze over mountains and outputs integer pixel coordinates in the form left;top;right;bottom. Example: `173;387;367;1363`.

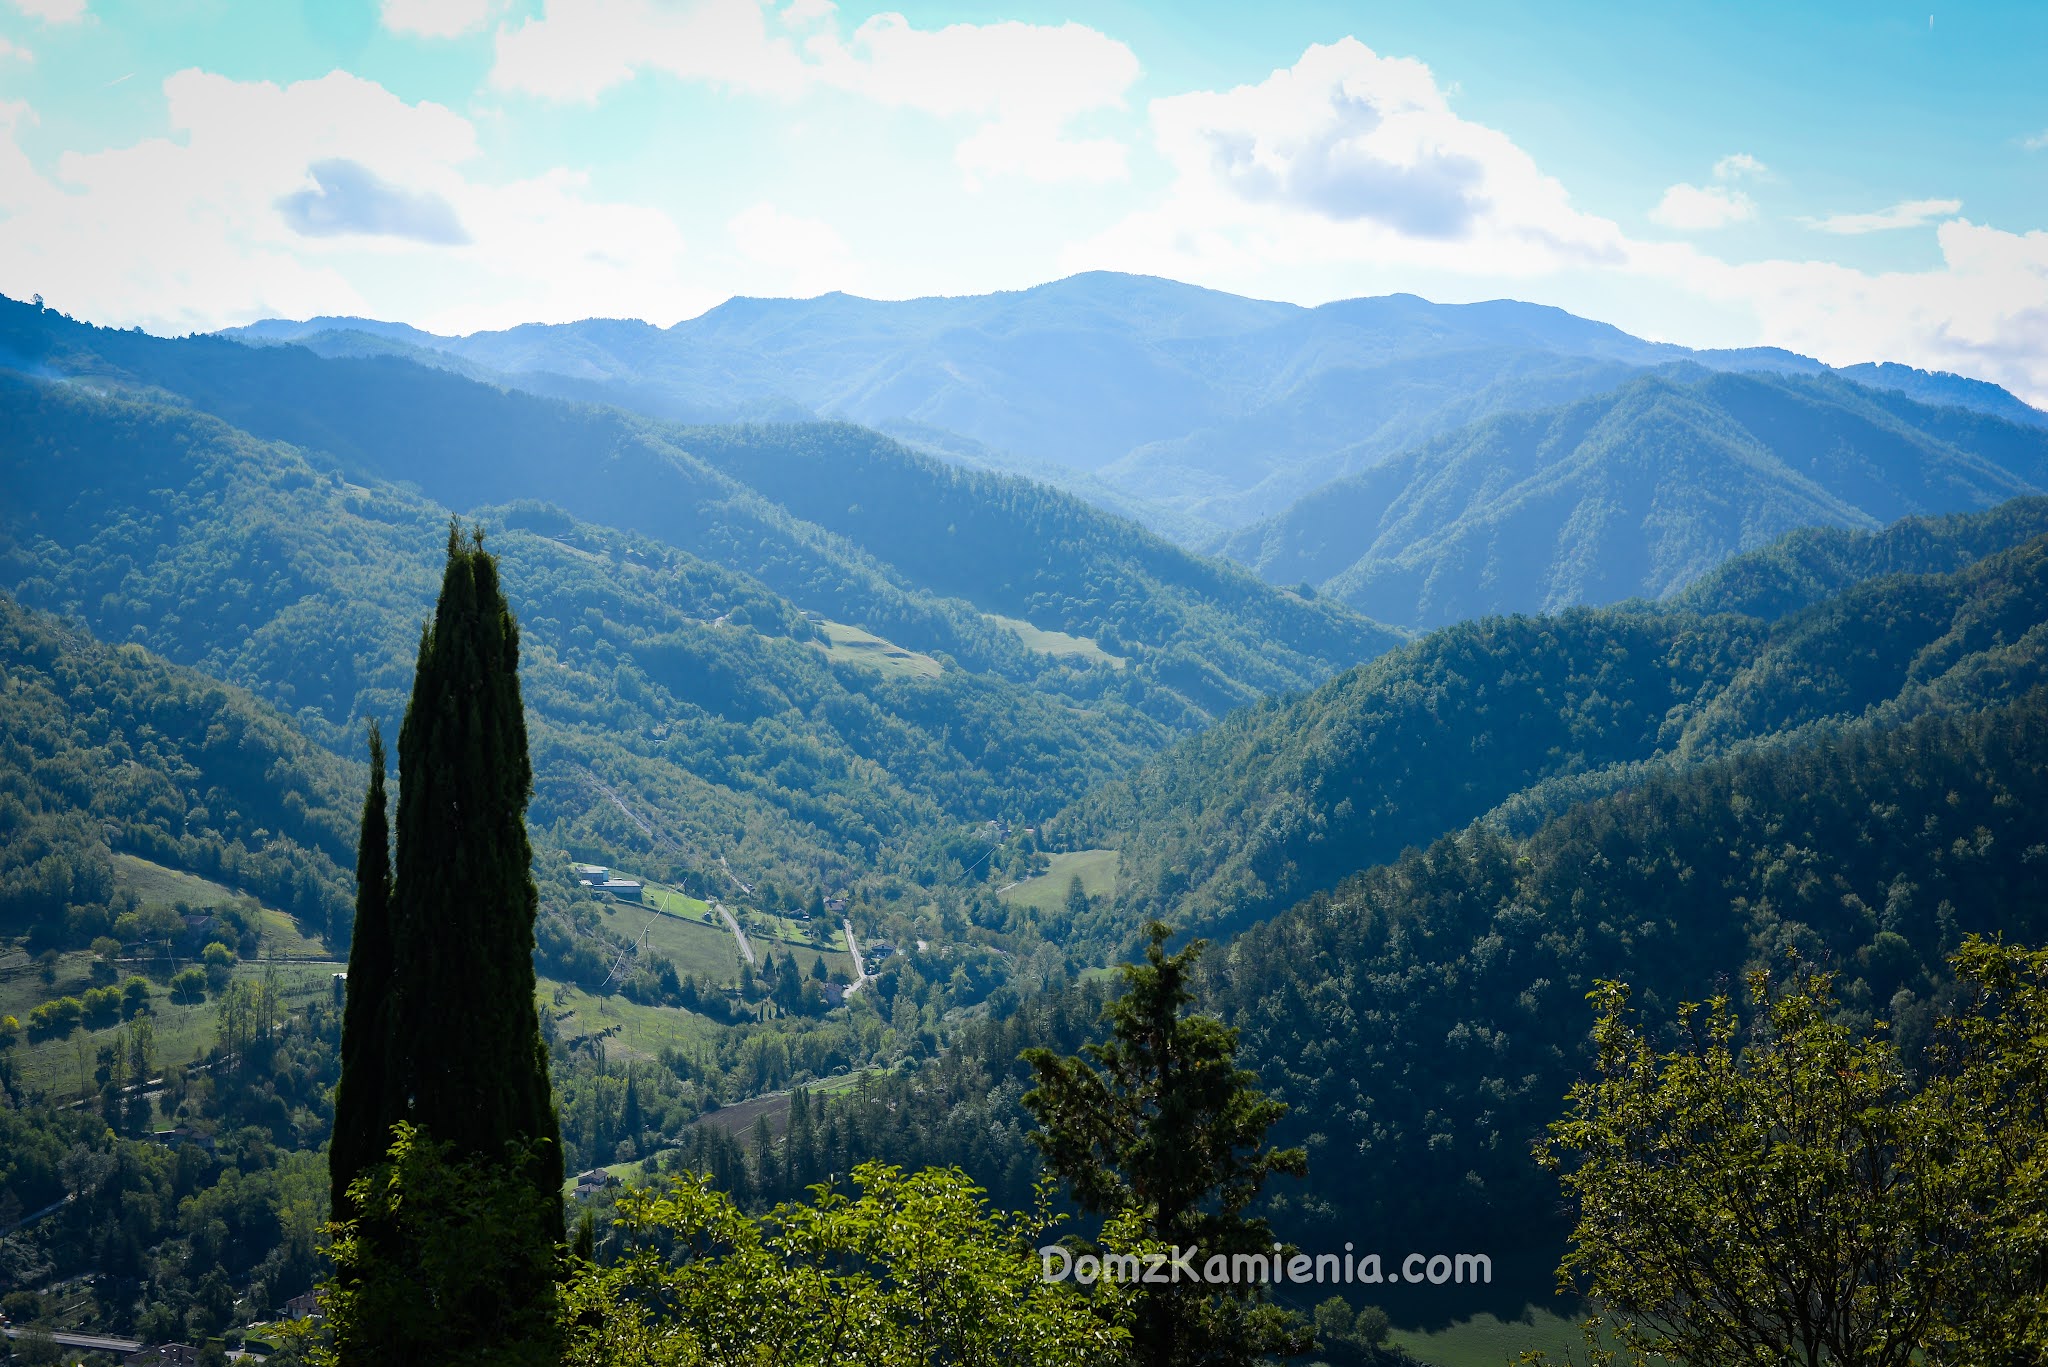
216;273;2048;634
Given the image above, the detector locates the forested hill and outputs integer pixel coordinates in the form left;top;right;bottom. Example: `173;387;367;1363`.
1673;495;2048;620
0;294;1400;716
734;607;2048;1315
1064;503;2048;956
0;594;359;948
1218;369;2048;630
0;377;1178;902
1209;684;2048;1305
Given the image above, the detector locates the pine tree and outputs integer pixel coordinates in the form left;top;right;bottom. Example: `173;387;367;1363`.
1023;921;1311;1367
331;721;392;1217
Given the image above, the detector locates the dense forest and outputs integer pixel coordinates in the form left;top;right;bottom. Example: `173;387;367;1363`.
1220;369;2048;627
0;595;359;948
1074;507;2048;954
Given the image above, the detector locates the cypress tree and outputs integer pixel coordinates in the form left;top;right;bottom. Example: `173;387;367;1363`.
388;522;562;1212
326;524;563;1365
331;721;392;1217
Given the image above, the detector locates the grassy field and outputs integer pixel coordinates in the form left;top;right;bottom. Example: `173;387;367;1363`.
546;981;722;1065
998;848;1120;915
2;953;339;1100
611;882;853;982
810;619;943;680
987;613;1126;669
112;853;329;957
4;858;340;1099
1388;1307;1607;1366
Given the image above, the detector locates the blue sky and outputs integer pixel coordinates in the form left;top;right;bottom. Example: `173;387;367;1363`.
2;0;2045;401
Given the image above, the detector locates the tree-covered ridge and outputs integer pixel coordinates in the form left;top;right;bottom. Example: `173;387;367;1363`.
0;296;1402;720
1673;494;2048;620
1220;368;2048;630
1071;513;2048;956
1204;686;2048;1302
0;592;358;947
0;377;1166;899
623;423;1404;712
1062;609;1767;954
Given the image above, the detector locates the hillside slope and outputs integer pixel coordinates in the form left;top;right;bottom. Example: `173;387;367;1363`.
0;378;1173;905
1069;505;2048;954
1210;685;2048;1301
1221;370;2048;629
3;296;1399;720
0;594;359;947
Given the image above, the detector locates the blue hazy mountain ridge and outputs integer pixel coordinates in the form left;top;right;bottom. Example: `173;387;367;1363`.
0;294;1399;720
215;272;2046;538
1220;368;2048;629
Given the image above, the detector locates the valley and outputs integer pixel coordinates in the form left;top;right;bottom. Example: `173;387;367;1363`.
3;283;2046;1363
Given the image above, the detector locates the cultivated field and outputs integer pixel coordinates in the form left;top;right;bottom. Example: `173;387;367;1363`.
987;613;1126;668
998;848;1120;915
810;619;943;679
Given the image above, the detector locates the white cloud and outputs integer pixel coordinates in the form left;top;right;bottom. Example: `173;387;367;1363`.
1650;181;1756;230
2024;129;2048;151
0;70;698;335
1069;39;1630;286
1803;198;1963;234
1067;38;2048;409
1676;219;2048;404
380;0;494;40
728;200;852;295
490;0;1137;185
5;0;85;23
1712;152;1766;179
0;34;32;59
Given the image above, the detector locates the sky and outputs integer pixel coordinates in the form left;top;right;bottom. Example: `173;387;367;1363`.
2;0;2045;402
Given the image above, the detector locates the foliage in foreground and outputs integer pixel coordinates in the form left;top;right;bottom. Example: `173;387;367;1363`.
1537;938;2048;1367
320;1123;564;1367
561;1162;1131;1367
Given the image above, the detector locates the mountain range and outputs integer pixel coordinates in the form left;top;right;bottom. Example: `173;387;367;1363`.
218;273;2046;543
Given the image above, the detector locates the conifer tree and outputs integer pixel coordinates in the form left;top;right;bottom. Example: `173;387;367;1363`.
331;721;392;1217
327;524;563;1365
1023;921;1310;1367
386;522;561;1206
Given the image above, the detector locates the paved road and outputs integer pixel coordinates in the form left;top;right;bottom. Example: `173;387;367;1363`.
714;901;755;966
841;919;874;998
4;1325;144;1354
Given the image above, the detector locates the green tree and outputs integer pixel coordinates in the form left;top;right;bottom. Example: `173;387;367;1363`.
1538;943;2048;1367
326;1124;563;1367
1022;921;1310;1367
330;720;392;1218
562;1163;1130;1367
389;526;559;1192
326;525;563;1365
